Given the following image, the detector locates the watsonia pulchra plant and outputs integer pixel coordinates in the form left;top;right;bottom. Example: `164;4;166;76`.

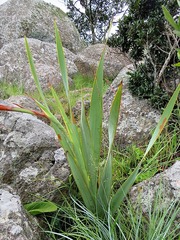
0;23;179;219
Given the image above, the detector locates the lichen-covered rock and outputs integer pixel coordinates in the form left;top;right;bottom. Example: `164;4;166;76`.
0;38;77;92
0;101;69;203
130;161;180;219
75;44;131;79
0;184;40;240
0;0;84;53
103;65;160;146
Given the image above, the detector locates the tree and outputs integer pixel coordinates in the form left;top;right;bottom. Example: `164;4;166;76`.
108;0;179;110
64;0;125;43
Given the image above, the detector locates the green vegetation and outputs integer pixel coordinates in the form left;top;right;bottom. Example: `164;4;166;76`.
0;80;24;99
41;194;180;240
65;0;125;43
18;22;178;221
0;3;179;239
112;125;179;188
108;0;179;111
72;73;94;89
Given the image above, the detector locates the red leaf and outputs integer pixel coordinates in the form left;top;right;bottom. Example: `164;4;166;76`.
0;104;13;111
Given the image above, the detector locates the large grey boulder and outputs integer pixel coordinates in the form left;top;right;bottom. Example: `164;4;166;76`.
75;44;131;80
0;0;84;53
0;101;69;203
103;65;160;146
0;184;40;240
0;38;77;92
130;161;180;219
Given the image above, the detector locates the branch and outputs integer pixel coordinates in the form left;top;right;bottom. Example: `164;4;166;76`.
156;42;176;86
145;39;157;83
156;25;179;86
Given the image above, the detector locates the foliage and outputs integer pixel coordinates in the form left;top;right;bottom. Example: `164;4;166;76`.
72;73;94;89
0;81;24;99
108;0;179;109
0;23;179;221
163;2;180;63
0;5;179;237
24;201;57;216
112;124;180;187
43;196;180;240
0;25;180;218
127;63;170;110
127;63;154;99
65;0;125;43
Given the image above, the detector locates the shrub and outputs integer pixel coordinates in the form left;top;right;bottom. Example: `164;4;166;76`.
108;0;179;110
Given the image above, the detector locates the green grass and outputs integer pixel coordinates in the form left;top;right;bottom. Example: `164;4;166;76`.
112;124;179;188
0;81;24;99
41;191;179;240
72;73;94;90
0;74;110;122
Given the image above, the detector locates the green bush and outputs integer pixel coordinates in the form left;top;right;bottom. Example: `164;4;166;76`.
127;63;154;99
108;0;179;110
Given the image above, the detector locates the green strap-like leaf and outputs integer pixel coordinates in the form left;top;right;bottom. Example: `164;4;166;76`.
89;48;106;168
111;84;179;215
50;86;72;135
97;153;112;218
108;82;123;154
162;5;180;31
144;84;180;158
173;62;180;67
25;37;49;110
67;153;96;212
174;30;180;37
97;82;122;217
54;23;70;107
80;102;96;196
34;99;65;133
110;164;140;215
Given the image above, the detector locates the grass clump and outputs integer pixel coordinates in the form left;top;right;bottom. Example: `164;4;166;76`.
112;124;180;187
41;193;180;240
0;80;24;99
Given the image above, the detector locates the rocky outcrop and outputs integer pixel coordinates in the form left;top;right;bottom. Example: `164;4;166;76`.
130;161;180;219
0;38;77;92
0;184;40;240
0;0;84;53
0;101;69;203
75;44;131;80
103;65;160;146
